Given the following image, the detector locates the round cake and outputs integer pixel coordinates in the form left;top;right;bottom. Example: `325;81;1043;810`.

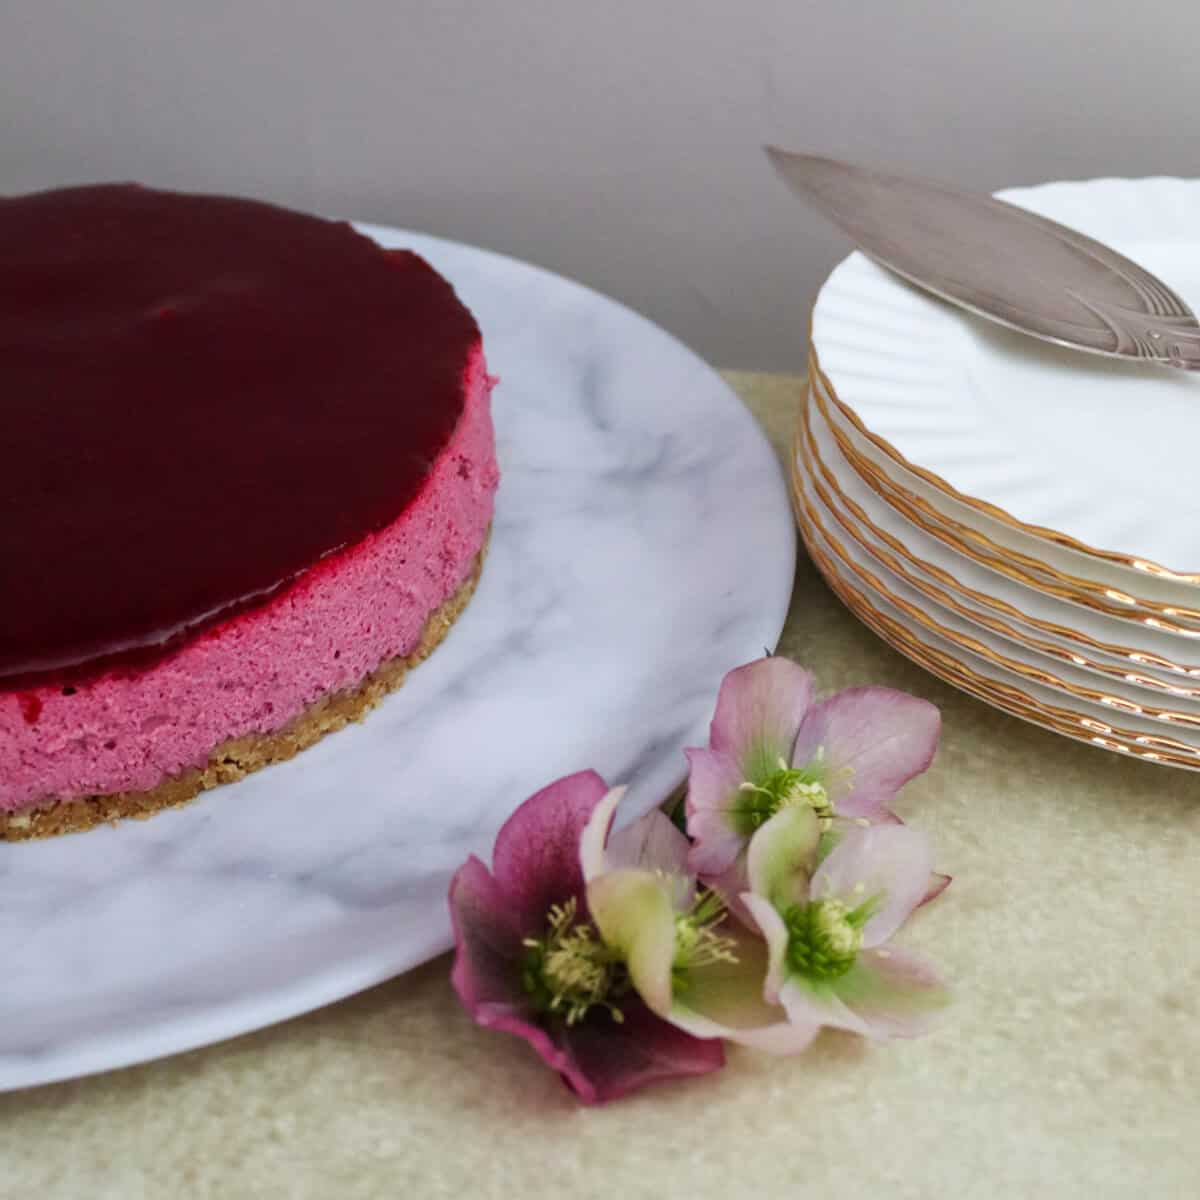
0;184;499;839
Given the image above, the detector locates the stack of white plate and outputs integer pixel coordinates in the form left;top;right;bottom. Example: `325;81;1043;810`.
795;175;1200;769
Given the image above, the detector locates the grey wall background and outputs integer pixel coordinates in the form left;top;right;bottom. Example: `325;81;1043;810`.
3;0;1199;370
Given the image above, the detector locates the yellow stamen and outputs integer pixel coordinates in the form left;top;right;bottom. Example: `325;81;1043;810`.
523;897;624;1025
673;890;739;983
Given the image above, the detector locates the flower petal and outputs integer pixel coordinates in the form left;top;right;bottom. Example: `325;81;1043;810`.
449;855;532;1018
697;851;754;928
708;657;816;780
607;806;691;877
450;855;613;1100
810;824;934;948
467;1008;592;1096
492;770;610;933
831;947;952;1039
778;974;873;1037
605;807;695;910
579;785;625;883
684;747;751;876
669;924;819;1054
792;687;940;818
921;872;953;907
557;1000;725;1104
449;854;722;1107
586;869;677;1015
740;892;792;1005
745;805;821;909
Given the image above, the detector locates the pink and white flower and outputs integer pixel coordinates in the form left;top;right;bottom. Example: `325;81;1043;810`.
740;805;952;1041
685;657;941;897
581;788;821;1055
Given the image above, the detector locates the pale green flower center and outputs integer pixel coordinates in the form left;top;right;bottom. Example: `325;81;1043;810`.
522;897;626;1025
783;895;875;980
734;753;834;833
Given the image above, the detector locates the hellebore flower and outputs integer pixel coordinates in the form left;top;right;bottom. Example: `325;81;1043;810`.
449;771;725;1104
685;657;941;895
741;805;952;1040
582;789;821;1054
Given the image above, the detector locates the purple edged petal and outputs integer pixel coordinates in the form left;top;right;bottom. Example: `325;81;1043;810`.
811;824;934;948
469;997;723;1106
669;925;820;1054
741;892;792;1006
557;1000;725;1104
684;747;750;876
492;770;610;933
586;869;677;1015
449;856;528;1017
830;947;952;1040
778;975;873;1037
921;872;953;907
792;687;940;818
465;1006;590;1097
449;859;582;1089
745;805;821;909
708;657;816;780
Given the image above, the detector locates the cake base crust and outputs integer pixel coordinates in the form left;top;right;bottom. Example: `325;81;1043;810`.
1;548;485;842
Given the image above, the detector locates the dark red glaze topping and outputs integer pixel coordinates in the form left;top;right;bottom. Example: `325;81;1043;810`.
0;184;480;687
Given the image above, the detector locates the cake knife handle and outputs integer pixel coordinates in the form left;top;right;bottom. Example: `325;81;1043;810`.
1072;294;1200;370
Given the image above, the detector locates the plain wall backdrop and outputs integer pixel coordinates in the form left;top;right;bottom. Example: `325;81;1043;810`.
3;0;1199;370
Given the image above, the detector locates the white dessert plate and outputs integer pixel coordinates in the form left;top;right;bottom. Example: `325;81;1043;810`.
810;176;1200;598
792;467;1200;770
795;452;1200;738
801;385;1200;692
0;226;795;1091
814;367;1200;632
798;429;1200;728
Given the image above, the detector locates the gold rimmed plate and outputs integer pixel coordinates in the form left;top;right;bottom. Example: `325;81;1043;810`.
811;367;1200;636
810;176;1200;601
800;521;1200;772
792;451;1200;754
791;476;1200;770
800;384;1200;692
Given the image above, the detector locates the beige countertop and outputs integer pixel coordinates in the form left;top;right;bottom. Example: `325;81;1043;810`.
3;373;1197;1199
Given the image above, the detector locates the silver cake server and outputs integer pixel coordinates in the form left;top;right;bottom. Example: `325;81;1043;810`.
767;148;1200;369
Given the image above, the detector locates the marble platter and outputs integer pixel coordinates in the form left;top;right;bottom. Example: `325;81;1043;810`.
0;227;795;1091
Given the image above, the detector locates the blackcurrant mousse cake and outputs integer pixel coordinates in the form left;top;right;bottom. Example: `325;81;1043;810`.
0;184;498;838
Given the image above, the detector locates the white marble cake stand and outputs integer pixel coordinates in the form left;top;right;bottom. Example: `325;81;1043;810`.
0;227;795;1091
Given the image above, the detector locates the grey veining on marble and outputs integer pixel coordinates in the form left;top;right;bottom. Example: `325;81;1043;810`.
0;228;796;1090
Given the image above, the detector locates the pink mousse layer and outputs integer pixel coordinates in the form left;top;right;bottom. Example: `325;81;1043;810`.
0;349;498;812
